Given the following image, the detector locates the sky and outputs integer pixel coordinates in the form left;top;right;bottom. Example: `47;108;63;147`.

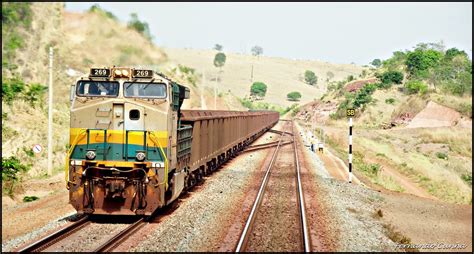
65;2;472;65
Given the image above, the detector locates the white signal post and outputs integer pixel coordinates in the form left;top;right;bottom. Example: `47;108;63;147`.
347;108;355;183
47;47;54;176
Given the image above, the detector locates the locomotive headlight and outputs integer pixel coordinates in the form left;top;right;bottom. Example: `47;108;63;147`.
122;69;129;76
135;151;146;161
85;150;96;160
114;69;122;76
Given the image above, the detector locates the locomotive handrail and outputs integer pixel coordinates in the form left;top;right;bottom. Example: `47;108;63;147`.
65;129;87;189
148;131;169;190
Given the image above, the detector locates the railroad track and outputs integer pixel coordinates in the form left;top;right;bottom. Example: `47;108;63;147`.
93;217;146;252
17;216;90;252
235;120;311;252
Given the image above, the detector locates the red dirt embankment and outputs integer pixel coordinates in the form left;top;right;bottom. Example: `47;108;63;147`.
407;101;462;128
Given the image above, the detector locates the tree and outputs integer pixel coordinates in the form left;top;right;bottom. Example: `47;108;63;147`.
287;91;302;101
251;46;263;56
213;52;226;68
250;82;267;97
304;70;318;86
381;71;404;85
445;48;468;60
214;44;223;51
405;80;428;95
405;48;442;78
127;13;152;41
371;59;382;68
326;71;334;81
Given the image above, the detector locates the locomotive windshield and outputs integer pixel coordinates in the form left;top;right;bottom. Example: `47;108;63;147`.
124;82;167;99
76;81;119;97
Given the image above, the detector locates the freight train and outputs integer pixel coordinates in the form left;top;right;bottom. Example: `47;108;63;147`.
66;67;279;215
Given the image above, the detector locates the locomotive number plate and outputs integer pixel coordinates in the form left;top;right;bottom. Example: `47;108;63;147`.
90;68;111;77
132;69;153;78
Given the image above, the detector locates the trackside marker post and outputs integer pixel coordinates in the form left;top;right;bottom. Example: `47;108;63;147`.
346;108;355;183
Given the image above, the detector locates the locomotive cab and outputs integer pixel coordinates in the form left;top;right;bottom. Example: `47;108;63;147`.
66;67;189;215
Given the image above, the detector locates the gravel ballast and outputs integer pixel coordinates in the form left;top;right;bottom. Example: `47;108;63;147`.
130;125;283;252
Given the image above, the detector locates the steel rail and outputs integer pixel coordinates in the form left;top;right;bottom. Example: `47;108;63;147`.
235;129;286;252
242;140;293;153
94;217;145;252
17;215;90;253
292;121;311;252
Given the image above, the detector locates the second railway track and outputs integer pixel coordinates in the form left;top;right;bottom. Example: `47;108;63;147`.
236;120;311;252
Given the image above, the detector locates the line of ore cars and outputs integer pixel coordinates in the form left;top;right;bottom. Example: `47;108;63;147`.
66;67;279;215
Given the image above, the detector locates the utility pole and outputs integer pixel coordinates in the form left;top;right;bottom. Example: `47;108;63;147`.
47;47;54;175
214;72;217;110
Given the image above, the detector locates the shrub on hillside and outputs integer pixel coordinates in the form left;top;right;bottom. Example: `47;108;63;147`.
88;4;117;20
304;70;318;86
385;98;396;104
405;80;428;95
24;83;47;107
127;13;153;41
2;76;26;104
406;48;443;78
371;59;382;68
250;82;267;97
287;91;302;101
2;156;30;197
213;52;226;68
381;71;404;85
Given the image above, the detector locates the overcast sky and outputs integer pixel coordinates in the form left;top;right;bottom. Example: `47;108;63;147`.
65;2;472;65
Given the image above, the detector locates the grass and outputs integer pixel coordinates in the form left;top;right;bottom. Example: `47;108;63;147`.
430;93;472;118
383;223;414;250
390;95;427;120
418;128;472;158
23;195;39;202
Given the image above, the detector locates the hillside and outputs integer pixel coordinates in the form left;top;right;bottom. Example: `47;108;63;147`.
1;3;207;188
295;44;472;204
162;47;365;108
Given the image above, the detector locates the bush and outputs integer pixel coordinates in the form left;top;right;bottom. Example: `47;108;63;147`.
461;174;472;186
2;76;26;104
127;13;153;41
304;70;318;86
381;71;404;84
250;82;267;97
2;2;32;26
406;48;442;78
24;83;47;107
385;98;396;104
405;80;428;95
435;152;448;160
23;196;39;202
287;91;302;101
2;156;30;197
88;4;117;20
375;82;392;89
213;52;226;68
371;59;382;68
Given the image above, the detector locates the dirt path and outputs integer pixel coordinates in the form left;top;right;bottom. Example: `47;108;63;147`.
365;156;435;200
2;173;75;242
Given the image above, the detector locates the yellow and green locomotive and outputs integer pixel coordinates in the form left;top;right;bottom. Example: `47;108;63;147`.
66;67;279;215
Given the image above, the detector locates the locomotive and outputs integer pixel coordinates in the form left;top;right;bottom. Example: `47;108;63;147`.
66;67;279;215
